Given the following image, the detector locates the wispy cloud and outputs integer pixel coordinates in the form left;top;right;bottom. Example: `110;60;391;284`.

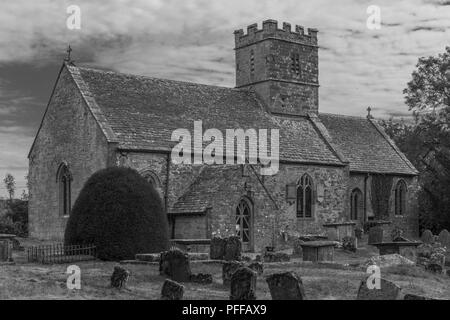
0;0;450;195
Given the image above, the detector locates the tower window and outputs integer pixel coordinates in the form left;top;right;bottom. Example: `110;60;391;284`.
291;53;300;76
250;49;255;75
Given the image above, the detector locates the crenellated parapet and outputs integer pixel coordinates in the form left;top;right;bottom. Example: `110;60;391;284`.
234;19;318;49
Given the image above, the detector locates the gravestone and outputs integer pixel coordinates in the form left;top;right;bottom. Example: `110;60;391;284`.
210;236;227;260
263;252;290;263
161;279;184;300
421;229;434;244
110;266;130;289
248;262;264;275
222;261;244;286
159;248;192;282
190;273;213;284
356;277;402;300
230;267;257;300
425;263;443;274
368;227;384;245
342;236;357;252
292;238;303;257
266;272;306;300
224;236;242;261
438;229;450;248
354;228;363;240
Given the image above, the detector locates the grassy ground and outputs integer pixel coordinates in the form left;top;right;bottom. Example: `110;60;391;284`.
1;238;449;300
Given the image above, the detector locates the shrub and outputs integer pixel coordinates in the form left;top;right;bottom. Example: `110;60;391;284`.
64;167;169;261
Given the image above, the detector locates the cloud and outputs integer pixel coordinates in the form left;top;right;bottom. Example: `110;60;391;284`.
0;0;450;197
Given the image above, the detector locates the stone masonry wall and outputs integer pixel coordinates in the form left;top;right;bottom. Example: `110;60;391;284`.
28;66;110;240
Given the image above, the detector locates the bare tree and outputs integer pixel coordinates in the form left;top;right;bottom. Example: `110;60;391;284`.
3;173;16;201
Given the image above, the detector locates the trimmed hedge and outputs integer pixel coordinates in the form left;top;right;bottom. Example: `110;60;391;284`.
64;167;169;261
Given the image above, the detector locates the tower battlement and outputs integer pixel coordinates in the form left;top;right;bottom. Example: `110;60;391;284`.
234;19;318;49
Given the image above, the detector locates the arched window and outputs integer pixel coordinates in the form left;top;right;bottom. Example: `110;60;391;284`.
236;198;252;245
297;174;313;218
394;180;407;216
350;188;363;220
139;169;161;189
57;163;72;217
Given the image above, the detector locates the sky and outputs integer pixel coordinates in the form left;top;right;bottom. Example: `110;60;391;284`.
0;0;449;198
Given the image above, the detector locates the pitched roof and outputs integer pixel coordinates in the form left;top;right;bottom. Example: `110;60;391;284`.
169;165;240;214
319;113;418;175
68;65;344;166
169;164;277;214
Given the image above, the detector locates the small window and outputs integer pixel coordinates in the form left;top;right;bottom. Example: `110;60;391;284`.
394;180;407;216
297;174;313;218
250;50;255;75
350;188;363;220
57;163;72;217
291;53;300;76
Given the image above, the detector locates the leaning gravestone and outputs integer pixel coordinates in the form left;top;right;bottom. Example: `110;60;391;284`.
438;229;450;248
368;227;384;245
210;236;227;260
222;261;244;286
160;248;192;282
356;277;402;300
161;279;184;300
421;229;434;244
266;272;306;300
224;236;242;261
230;267;257;300
110;266;130;289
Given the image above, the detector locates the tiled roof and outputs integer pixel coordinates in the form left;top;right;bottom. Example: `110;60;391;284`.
69;65;344;166
168;165;242;214
319;113;418;175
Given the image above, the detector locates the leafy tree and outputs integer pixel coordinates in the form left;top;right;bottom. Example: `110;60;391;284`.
64;167;170;261
381;47;450;233
3;174;16;201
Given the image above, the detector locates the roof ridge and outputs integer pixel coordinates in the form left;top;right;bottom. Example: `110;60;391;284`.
76;65;240;92
319;112;368;120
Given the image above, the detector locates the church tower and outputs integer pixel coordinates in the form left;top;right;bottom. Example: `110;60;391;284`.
234;20;319;116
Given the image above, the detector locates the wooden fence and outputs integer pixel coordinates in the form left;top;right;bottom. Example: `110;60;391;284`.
27;243;97;264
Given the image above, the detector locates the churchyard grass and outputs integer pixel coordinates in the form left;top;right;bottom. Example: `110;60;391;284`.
1;241;450;300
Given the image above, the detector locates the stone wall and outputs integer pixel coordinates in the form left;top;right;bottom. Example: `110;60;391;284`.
28;66;110;240
235;20;319;116
349;173;419;239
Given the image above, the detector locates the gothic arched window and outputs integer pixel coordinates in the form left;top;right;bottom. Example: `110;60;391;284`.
394;180;407;216
350;188;363;220
57;163;72;217
297;174;313;218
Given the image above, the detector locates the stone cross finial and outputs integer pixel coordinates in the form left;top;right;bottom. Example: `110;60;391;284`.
64;45;73;63
367;106;373;119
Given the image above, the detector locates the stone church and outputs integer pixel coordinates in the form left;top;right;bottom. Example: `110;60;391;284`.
28;20;419;251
